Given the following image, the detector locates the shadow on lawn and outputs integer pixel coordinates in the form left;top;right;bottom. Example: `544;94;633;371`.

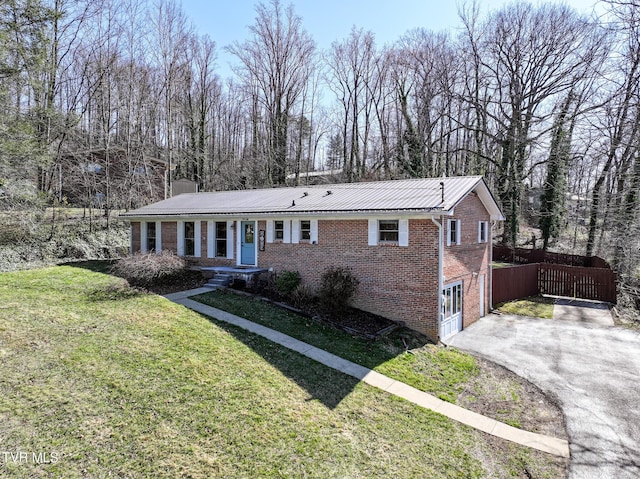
205;316;366;409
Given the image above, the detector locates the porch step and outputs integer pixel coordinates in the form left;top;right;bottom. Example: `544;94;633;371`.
206;273;233;288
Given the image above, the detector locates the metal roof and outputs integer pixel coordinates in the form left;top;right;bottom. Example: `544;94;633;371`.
120;176;504;220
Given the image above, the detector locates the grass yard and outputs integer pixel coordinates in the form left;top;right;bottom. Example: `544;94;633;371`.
495;296;556;319
194;290;478;404
0;267;565;478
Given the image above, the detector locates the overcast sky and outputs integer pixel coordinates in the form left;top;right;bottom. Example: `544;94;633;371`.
180;0;605;78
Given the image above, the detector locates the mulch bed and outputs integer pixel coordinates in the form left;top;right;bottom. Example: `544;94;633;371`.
138;271;399;339
226;282;399;340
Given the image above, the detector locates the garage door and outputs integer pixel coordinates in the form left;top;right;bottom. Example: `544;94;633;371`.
440;282;462;340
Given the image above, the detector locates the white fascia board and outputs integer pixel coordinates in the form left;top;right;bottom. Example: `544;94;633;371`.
119;210;449;222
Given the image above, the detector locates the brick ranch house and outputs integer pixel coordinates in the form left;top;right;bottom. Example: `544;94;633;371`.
121;176;504;342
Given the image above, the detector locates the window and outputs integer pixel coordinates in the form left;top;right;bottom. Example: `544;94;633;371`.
184;221;195;256
379;220;399;242
215;222;227;257
274;220;284;241
300;220;311;241
147;222;156;252
478;221;489;243
448;219;461;246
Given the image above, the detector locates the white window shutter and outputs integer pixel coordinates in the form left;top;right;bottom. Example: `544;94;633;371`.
207;221;214;258
457;220;462;245
226;222;234;259
399;219;409;247
177;221;185;256
368;219;378;246
291;219;300;244
194;221;202;257
140;221;147;253
478;221;482;243
156;221;162;253
266;220;274;243
310;219;318;244
283;220;291;244
446;220;452;247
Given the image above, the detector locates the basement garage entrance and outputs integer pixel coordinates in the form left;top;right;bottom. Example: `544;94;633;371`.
440;282;463;340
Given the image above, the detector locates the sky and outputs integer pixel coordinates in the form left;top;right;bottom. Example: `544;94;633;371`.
180;0;604;78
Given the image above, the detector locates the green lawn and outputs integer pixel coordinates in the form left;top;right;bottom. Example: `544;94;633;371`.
0;267;563;478
194;290;478;404
495;296;556;319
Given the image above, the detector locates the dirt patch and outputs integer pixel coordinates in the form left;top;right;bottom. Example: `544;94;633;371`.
457;356;567;439
457;356;569;478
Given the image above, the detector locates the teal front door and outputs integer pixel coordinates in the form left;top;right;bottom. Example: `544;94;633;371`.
240;221;256;265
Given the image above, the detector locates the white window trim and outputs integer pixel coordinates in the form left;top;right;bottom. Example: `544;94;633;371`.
266;220;275;243
194;221;202;258
447;219;461;246
291;219;300;244
140;221;148;253
155;221;162;253
226;222;234;259
177;220;185;256
399;219;409;247
478;220;489;243
283;220;291;243
368;218;409;247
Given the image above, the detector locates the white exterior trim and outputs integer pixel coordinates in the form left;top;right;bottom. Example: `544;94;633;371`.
368;219;378;246
310;219;318;244
283;220;291;243
140;221;148;253
266;220;275;243
226;221;234;259
291;219;300;244
398;219;409;247
207;221;215;258
177;221;185;256
155;221;162;253
194;221;202;258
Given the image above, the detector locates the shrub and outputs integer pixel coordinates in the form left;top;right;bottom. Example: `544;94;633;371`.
112;251;188;287
318;266;359;314
289;284;315;310
275;270;302;296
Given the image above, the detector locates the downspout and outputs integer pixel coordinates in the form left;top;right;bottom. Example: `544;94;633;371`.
431;216;444;341
490;220;497;310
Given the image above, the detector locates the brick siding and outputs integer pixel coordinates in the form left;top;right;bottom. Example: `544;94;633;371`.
443;193;491;328
128;192;492;341
259;218;441;340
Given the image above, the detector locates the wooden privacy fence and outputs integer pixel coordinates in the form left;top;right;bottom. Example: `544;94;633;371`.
493;263;617;304
493;246;610;269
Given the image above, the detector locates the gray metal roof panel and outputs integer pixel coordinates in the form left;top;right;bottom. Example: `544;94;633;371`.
121;176;503;219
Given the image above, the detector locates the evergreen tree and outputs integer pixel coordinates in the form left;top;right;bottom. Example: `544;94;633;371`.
539;93;574;251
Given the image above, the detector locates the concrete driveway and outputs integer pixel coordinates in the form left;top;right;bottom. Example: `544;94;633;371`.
445;309;640;479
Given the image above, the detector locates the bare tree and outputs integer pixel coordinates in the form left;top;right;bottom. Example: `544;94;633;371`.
227;0;316;185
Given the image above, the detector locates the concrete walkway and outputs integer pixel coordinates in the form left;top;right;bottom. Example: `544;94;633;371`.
165;288;570;458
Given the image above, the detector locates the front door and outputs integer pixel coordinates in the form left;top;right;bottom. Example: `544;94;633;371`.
440;281;463;340
240;221;256;265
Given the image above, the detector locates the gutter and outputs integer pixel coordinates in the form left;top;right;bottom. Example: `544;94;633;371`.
431;216;444;341
119;208;453;221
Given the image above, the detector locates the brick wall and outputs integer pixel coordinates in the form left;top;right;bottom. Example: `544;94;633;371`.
161;221;178;252
258;218;441;340
443;193;491;328
127;192;492;340
131;222;140;252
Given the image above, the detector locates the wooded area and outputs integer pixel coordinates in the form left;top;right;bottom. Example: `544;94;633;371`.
0;0;639;306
